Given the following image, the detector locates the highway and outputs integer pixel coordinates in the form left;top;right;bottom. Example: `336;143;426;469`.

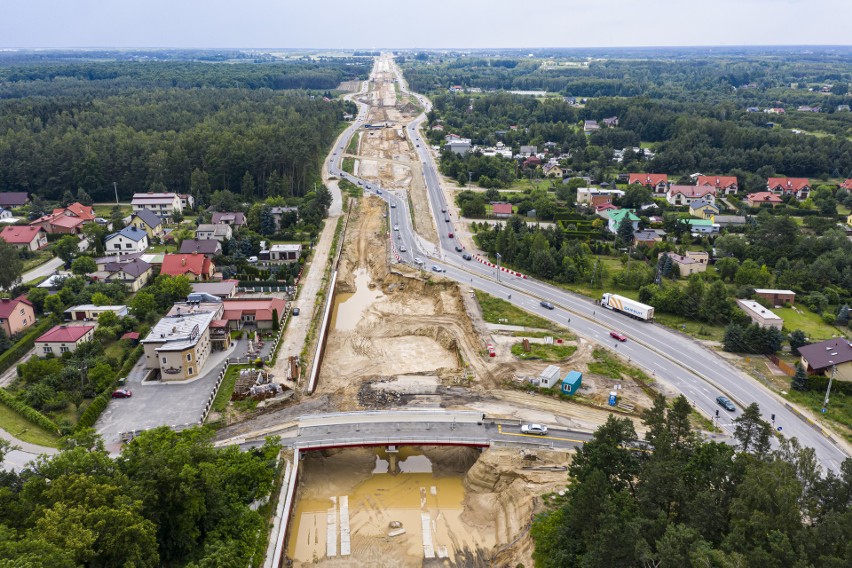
327;55;849;474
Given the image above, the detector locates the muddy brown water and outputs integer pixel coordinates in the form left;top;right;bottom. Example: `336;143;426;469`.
287;447;495;566
331;268;382;331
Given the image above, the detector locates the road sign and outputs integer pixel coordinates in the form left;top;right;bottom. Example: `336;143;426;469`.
777;426;782;431
822;408;827;413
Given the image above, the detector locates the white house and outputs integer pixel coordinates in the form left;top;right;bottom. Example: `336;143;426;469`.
263;244;302;263
131;192;183;219
195;223;233;242
104;225;149;255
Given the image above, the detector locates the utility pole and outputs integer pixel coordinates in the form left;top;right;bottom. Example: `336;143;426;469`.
822;362;836;413
495;252;502;283
113;182;119;205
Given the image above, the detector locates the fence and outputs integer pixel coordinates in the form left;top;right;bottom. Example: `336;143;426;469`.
767;354;796;377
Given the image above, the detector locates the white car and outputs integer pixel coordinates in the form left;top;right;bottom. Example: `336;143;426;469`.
247;256;258;263
413;257;424;265
431;265;445;272
521;424;548;436
399;245;407;252
393;225;399;231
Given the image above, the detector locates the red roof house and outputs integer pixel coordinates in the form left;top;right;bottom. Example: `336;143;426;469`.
840;179;852;191
220;298;287;330
491;203;514;218
747;192;784;207
767;177;810;200
0;296;36;337
696;175;738;194
628;173;669;193
0;225;48;251
34;324;95;355
666;185;717;206
160;253;215;281
30;202;95;234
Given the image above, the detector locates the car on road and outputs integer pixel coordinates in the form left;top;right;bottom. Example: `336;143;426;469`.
521;423;548;435
377;189;382;195
441;207;447;212
540;301;555;310
390;202;396;208
716;395;736;412
247;256;258;263
393;225;399;231
431;265;445;272
610;331;627;342
413;257;424;265
292;307;300;316
399;245;407;252
357;181;362;186
462;253;472;260
444;217;450;222
112;389;132;399
448;232;454;238
455;245;463;252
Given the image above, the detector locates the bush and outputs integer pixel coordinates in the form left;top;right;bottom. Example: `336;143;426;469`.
804;374;852;396
0;387;61;434
0;318;56;375
73;345;144;433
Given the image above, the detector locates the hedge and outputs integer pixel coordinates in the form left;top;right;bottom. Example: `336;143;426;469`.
75;344;144;432
0;387;61;435
806;374;852;396
0;317;56;376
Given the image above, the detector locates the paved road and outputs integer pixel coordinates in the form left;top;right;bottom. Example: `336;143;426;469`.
326;55;849;474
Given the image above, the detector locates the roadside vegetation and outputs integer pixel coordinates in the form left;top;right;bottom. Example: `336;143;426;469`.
510;342;576;361
475;290;563;331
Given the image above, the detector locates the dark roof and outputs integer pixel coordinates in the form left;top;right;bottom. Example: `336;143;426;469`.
0;192;29;207
211;212;246;225
132;209;163;229
105;258;151;277
799;338;852;371
179;239;222;255
106;225;148;242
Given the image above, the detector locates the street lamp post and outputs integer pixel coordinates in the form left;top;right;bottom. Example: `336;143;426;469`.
822;361;836;413
495;252;502;283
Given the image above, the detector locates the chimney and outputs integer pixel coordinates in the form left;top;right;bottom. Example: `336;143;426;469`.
182;258;186;266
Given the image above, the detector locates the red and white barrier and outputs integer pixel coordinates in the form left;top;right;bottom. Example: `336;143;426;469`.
473;255;528;279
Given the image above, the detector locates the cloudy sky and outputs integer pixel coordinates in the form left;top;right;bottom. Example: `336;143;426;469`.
2;0;848;48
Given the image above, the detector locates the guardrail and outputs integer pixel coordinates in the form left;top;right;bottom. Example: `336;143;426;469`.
293;435;491;451
297;409;485;427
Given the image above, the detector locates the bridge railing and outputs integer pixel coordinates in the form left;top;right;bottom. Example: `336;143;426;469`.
293;435;490;451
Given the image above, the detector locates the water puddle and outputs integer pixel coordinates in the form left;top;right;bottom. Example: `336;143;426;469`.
331;268;382;331
287;447;494;566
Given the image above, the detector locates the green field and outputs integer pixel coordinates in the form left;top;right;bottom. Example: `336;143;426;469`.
475;290;564;331
92;203;131;217
511;342;577;361
20;249;53;272
0;403;59;447
342;157;355;174
776;307;850;341
784;388;852;443
346;132;359;155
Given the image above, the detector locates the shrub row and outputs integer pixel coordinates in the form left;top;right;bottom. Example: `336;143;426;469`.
0;318;56;376
0;387;60;435
75;345;145;432
806;374;852;396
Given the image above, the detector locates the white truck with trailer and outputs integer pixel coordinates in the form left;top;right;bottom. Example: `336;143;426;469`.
600;293;654;321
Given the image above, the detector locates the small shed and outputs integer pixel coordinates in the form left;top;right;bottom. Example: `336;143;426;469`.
537;365;561;388
561;371;582;395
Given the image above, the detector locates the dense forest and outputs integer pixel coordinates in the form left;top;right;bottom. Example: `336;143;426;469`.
0;428;280;567
0;58;368;202
531;397;852;567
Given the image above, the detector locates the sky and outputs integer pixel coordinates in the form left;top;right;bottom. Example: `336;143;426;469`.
1;0;849;49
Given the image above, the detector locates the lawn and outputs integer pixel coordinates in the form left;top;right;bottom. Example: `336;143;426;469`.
342;157;355;174
653;312;727;342
0;403;59;447
209;363;250;416
346;132;360;155
511;342;577;362
775;307;850;341
92;203;131;218
339;178;361;198
20;249;53;272
784;388;852;444
588;348;654;385
475;290;564;331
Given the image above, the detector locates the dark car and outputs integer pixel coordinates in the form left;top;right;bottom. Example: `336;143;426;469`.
448;232;454;238
462;253;472;260
540;301;555;310
455;245;463;252
610;331;627;342
112;389;132;399
292;307;300;316
716;395;735;412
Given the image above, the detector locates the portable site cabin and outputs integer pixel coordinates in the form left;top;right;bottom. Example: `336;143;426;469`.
537;365;561;388
561;371;582;395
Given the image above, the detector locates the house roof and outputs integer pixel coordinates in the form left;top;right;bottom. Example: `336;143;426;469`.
629;173;668;186
211;212;246;225
753;289;796;295
669;185;717;199
36;324;94;344
633;230;659;241
666;253;698;265
142;310;216;352
132;209;163;229
686;219;714;226
179;239;222;255
798;338;852;371
1;225;44;244
106;225;148;243
131;192;179;205
696;176;737;189
121;331;140;340
0;192;29;207
105;258;151;278
492;203;513;215
63;202;95;221
269;244;301;253
690;198;719;210
608;209;640;223
161;253;213;277
840;179;852;190
221;298;286;323
0;295;33;319
190;280;238;297
767;177;810;191
747;192;783;203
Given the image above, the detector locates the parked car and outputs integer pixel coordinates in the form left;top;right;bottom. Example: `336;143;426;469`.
716;395;736;412
431;265;445;272
112;389;132;399
540;301;555;310
292;307;300;316
462;253;472;260
248;256;258;263
610;331;627;342
521;423;548;435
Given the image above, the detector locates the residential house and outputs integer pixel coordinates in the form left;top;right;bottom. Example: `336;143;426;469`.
767;177;810;200
633;230;664;247
519;145;538;157
840;179;852;192
0;192;29;209
430;124;445;131
104;225;149;256
131;192;183;218
36;271;72;291
685;219;719;234
221;298;287;330
797;105;821;113
542;163;563;178
0;296;36;338
798;339;852;381
713;215;747;227
35;324;95;356
753;289;796;306
211;212;247;229
736;300;784;330
129;209;164;239
264;244;302;263
491;203;513;218
765;107;786;114
0;225;48;251
583;120;599;134
179;194;195;210
179;239;222;255
577;188;625;205
696;175;738;195
444;138;471;155
270;206;299;231
30;202;95;234
602;116;619;127
191;280;238;299
195;223;233;242
747;191;784;207
689;198;720;220
160;253;215;281
99;258;152;292
746;107;761;113
667;185;717;206
0;208;12;221
142;310;216;381
663;251;709;277
607;209;640;234
838;105;851;112
628;173;669;194
64;304;128;321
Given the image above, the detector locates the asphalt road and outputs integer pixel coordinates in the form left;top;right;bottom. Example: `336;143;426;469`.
327;56;848;474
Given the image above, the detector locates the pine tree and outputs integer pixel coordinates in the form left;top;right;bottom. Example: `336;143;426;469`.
792;364;808;391
241;171;255;198
616;215;635;247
